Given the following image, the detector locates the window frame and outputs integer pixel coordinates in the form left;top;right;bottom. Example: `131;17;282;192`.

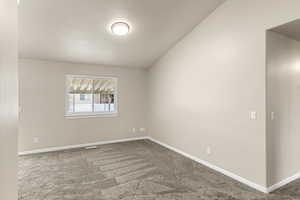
64;74;118;119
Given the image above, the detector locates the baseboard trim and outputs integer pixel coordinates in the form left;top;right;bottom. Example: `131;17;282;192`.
18;136;149;155
22;135;298;194
147;137;268;193
267;171;300;193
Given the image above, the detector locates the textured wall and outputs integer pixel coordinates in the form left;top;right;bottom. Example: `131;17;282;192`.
19;59;147;152
267;31;300;186
147;0;300;187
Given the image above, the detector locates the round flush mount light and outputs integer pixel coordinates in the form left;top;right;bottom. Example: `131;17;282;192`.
111;22;130;36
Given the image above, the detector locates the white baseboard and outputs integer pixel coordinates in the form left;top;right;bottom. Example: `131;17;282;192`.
267;171;300;193
147;137;268;193
18;136;149;155
20;135;299;193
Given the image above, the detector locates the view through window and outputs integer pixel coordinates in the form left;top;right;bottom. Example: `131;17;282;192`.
66;75;117;117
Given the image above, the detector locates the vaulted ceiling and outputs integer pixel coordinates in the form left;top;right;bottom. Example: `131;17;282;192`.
272;19;300;42
19;0;225;68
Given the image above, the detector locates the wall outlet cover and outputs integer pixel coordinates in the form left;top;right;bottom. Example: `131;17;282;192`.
206;146;211;155
33;137;39;143
250;111;257;120
139;128;146;132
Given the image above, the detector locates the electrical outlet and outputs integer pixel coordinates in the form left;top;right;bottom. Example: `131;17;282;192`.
206;146;211;155
139;128;146;132
33;137;39;143
250;111;257;120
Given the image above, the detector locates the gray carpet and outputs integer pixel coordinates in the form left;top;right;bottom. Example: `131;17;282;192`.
18;140;300;200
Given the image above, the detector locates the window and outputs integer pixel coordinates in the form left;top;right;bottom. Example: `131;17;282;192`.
65;75;118;118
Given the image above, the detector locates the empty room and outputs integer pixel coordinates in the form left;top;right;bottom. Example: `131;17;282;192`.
2;0;300;199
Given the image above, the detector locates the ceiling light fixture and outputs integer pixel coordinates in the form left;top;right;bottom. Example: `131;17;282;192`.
111;22;130;36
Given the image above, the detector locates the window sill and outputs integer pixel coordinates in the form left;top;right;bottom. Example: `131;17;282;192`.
65;113;118;120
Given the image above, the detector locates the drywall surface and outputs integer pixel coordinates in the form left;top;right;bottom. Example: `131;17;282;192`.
0;0;18;199
267;31;300;186
147;0;300;187
19;59;147;152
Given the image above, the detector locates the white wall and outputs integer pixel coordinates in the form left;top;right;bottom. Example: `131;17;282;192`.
267;31;300;186
147;0;300;187
0;0;18;199
19;59;147;152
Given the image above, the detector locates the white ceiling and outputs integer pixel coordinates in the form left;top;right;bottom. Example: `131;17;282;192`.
19;0;225;68
272;19;300;42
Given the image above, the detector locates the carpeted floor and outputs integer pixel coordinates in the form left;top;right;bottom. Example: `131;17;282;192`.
18;140;300;200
